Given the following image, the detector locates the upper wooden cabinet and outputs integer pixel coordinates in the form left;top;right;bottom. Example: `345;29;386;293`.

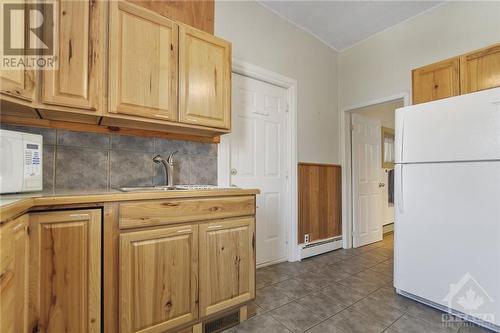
179;25;231;129
199;218;255;317
108;1;178;121
28;210;101;333
41;0;104;113
128;0;215;34
412;43;500;105
0;67;35;104
412;58;460;105
0;215;29;333
119;224;198;333
0;1;35;103
1;0;232;139
461;44;500;94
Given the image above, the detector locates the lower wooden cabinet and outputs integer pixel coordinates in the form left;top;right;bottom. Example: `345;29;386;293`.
28;209;101;333
199;217;255;317
119;224;199;333
0;194;257;333
0;215;29;333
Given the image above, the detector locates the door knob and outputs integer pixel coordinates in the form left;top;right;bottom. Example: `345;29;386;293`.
231;168;238;176
379;183;385;188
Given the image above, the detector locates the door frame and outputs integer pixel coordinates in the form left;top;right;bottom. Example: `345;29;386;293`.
218;59;299;263
340;93;409;249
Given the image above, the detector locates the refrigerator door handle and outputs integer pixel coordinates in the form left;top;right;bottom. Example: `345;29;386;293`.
397;164;404;214
400;117;405;163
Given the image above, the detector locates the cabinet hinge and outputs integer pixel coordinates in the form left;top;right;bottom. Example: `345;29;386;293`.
285;102;290;113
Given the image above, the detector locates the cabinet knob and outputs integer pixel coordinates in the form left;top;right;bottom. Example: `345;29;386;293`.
231;168;238;176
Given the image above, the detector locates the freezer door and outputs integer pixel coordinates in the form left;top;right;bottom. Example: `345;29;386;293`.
394;162;500;328
395;87;500;163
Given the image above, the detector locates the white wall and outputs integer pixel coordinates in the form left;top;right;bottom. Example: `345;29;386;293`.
215;1;339;164
339;1;500;110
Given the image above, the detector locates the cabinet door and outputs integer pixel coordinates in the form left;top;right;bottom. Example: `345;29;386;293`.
0;1;35;102
28;209;101;333
412;58;460;104
179;25;231;129
461;44;500;94
42;0;104;112
0;215;29;333
0;67;35;103
199;218;255;317
108;1;178;121
120;225;198;333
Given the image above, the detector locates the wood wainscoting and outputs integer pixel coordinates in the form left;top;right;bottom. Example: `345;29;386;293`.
298;163;342;244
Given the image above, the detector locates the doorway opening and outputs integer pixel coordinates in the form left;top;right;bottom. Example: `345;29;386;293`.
345;97;405;248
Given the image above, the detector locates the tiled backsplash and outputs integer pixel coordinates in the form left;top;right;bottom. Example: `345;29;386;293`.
1;124;218;191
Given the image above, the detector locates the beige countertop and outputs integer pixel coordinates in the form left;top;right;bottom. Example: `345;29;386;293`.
0;187;260;223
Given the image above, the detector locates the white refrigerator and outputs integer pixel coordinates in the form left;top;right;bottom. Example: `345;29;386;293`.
394;87;500;332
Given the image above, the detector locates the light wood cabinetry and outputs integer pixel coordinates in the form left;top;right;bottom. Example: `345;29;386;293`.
412;43;500;105
412;58;460;104
461;44;500;94
199;217;255;317
129;0;215;34
179;25;231;129
0;67;36;104
41;0;104;113
1;0;231;140
108;1;178;121
0;215;29;333
120;224;198;333
28;209;101;333
119;196;255;229
0;192;257;333
0;1;35;103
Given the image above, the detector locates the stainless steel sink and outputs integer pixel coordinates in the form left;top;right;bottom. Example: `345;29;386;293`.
117;185;220;192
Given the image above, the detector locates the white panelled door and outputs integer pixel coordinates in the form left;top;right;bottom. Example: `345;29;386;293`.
229;73;287;266
351;113;384;247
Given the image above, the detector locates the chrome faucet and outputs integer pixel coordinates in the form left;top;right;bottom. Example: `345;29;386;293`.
153;151;178;188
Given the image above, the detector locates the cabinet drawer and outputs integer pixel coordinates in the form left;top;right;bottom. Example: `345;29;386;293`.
119;196;255;229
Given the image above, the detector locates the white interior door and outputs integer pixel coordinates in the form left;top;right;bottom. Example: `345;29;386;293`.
227;73;287;266
351;113;384;247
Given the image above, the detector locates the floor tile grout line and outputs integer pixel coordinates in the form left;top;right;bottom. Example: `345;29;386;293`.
257;271;390;332
303;282;399;333
251;240;400;332
380;311;408;333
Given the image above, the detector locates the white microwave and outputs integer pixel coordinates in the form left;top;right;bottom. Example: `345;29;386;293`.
0;129;43;194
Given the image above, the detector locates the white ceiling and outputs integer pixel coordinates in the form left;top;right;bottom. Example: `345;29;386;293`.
258;1;444;51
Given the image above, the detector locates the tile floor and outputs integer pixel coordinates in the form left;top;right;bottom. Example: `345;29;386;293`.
224;234;493;333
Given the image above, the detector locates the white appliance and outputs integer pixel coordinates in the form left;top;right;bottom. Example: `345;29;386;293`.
394;87;500;332
0;129;43;194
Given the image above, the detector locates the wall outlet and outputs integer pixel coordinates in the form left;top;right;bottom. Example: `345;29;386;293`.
304;234;310;244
